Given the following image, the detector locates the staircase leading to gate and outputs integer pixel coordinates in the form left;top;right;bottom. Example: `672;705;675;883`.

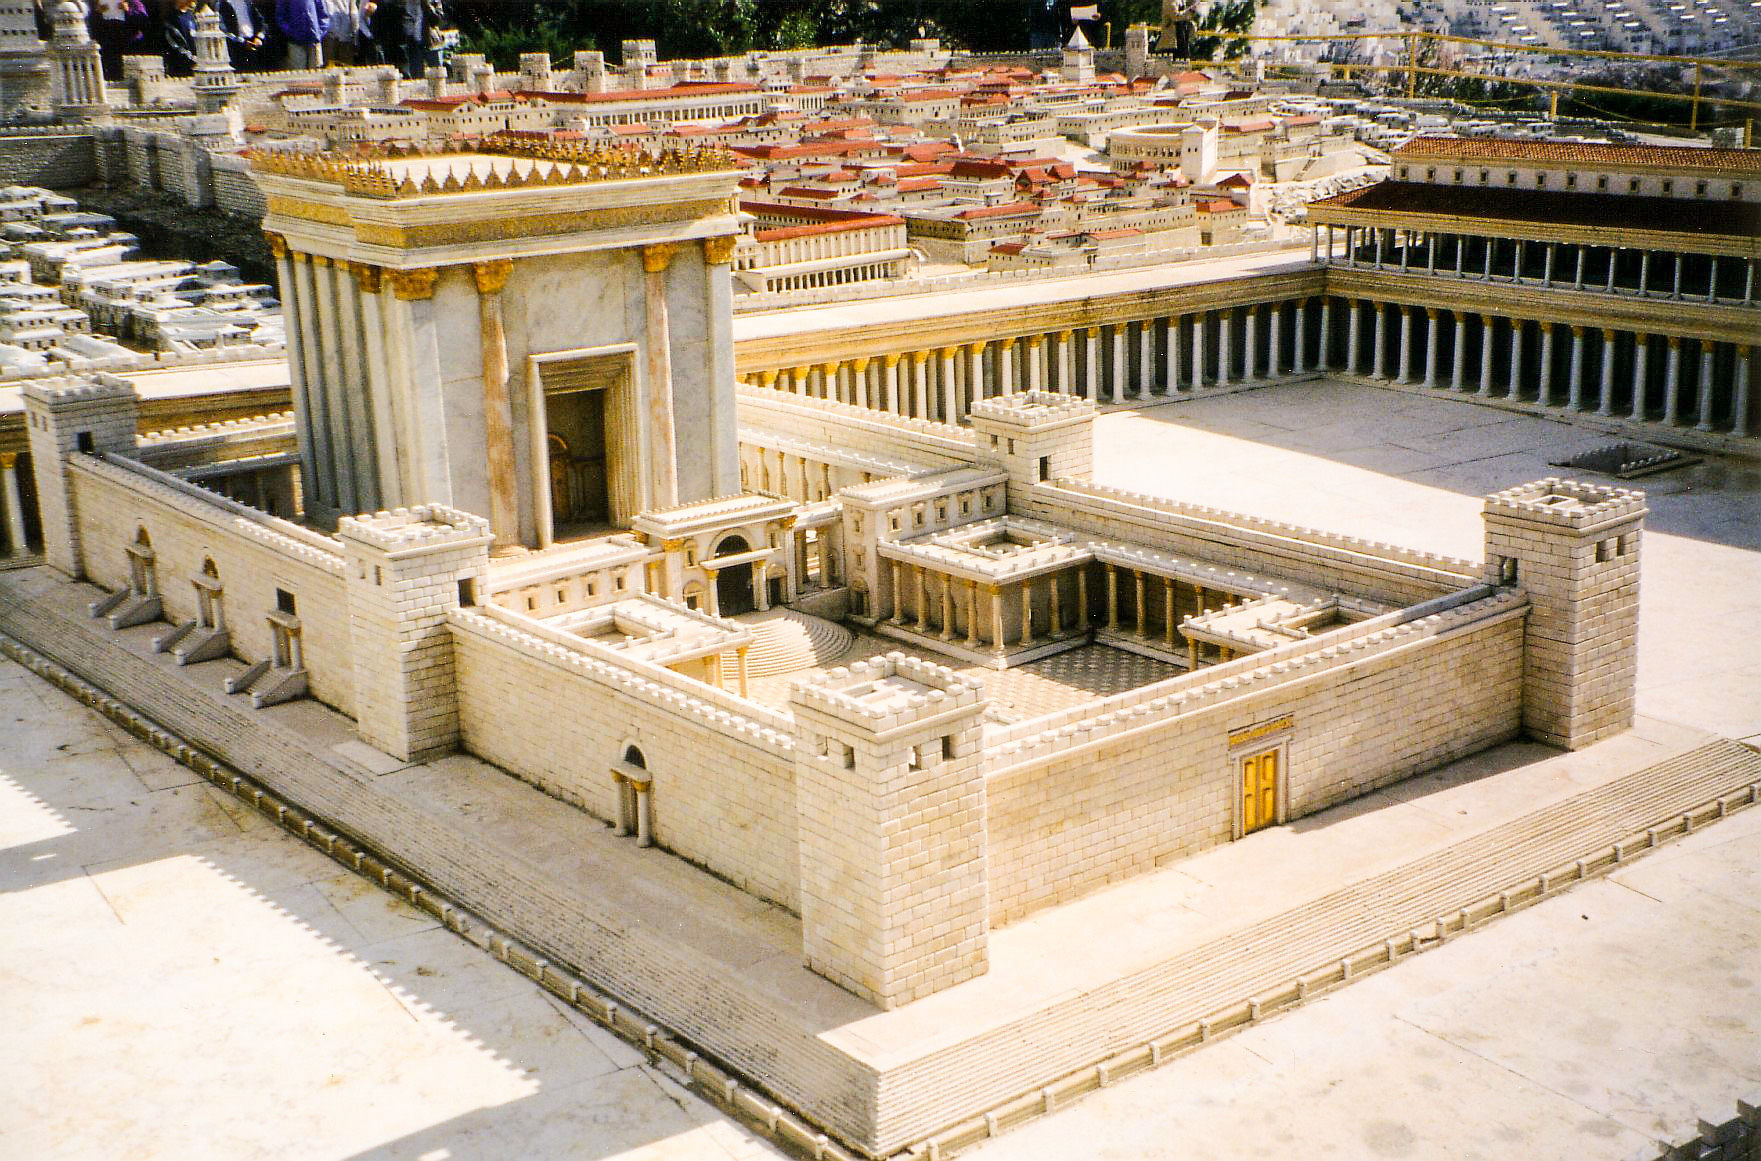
725;608;854;678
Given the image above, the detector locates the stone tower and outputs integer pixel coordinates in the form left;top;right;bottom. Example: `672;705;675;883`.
969;391;1095;513
47;0;107;121
519;51;552;91
1125;23;1152;77
0;0;52;122
1063;25;1096;84
571;49;606;93
339;506;491;762
1482;478;1645;750
191;5;238;114
790;654;990;1008
254;139;743;544
22;374;138;578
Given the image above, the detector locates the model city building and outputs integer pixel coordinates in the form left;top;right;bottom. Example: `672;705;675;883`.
0;9;1756;1159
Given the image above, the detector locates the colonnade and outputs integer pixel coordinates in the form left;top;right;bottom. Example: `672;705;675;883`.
0;451;33;562
748;297;1320;426
1318;224;1759;308
880;557;1247;665
1330;298;1754;435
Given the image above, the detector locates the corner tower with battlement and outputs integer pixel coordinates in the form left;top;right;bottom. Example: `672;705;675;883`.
253;139;744;548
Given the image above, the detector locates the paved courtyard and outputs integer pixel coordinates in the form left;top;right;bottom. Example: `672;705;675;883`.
4;378;1758;1159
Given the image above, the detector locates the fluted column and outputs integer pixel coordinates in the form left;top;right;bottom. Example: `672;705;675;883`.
1109;325;1126;401
883;353;902;414
1508;320;1523;399
1082;326;1100;401
1695;343;1717;432
1537;322;1554;404
1267;301;1282;377
1732;346;1752;436
911;350;930;418
1217;310;1232;386
853;356;872;409
0;452;28;559
1451;312;1467;391
997;338;1015;393
1566;326;1586;411
1394;305;1411;384
1598;330;1617;417
1370;303;1386;380
1242;307;1258;380
1478;315;1495;397
939;346;959;421
1027;334;1045;391
1663;337;1683;424
1423;309;1439;388
967;341;986;406
474;259;521;551
1137;319;1155;396
1165;317;1182;392
1056;329;1074;393
1191;314;1206;389
1346;300;1361;374
1630;336;1649;421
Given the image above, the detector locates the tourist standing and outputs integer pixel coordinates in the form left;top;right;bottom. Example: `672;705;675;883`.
275;0;329;69
162;0;199;77
321;0;358;65
91;0;150;78
216;0;268;70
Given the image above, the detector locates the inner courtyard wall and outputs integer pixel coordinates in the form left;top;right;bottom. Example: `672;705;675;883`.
66;454;355;713
449;609;802;912
983;600;1525;923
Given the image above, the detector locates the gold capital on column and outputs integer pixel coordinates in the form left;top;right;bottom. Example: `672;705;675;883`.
852;356;871;372
702;234;737;265
939;346;959;359
311;254;332;268
471;258;513;295
966;341;985;355
1668;336;1681;349
263;231;288;258
1425;308;1438;320
1085;326;1100;339
347;261;382;294
1571;324;1585;337
1602;328;1615;341
759;370;779;388
0;452;14;470
388;267;438;300
911;349;930;365
883;352;902;368
1538;321;1553;333
1056;329;1073;342
642;243;678;274
660;538;688;552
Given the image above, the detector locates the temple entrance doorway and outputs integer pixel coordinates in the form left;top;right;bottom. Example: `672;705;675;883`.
715;534;756;616
1240;748;1279;835
542;393;610;538
530;346;641;547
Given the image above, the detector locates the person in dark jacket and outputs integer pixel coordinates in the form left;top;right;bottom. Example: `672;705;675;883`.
274;0;329;69
216;0;268;70
161;0;199;77
92;0;151;79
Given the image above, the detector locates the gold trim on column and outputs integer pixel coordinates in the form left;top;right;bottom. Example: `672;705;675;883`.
311;254;332;268
642;243;678;274
660;538;688;552
471;258;514;295
702;234;737;265
883;352;901;367
263;231;288;258
347;261;382;294
0;452;15;470
388;267;438;300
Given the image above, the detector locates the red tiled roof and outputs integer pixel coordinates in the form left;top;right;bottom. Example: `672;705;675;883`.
1310;180;1760;240
955;202;1040;220
1394;135;1761;174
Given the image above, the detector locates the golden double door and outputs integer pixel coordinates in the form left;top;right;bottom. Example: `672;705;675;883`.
1240;748;1279;834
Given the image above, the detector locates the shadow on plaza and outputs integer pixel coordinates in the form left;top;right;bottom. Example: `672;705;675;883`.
1127;379;1761;551
0;678;770;1161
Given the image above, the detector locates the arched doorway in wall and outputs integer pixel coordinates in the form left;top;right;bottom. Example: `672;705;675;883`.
714;534;756;616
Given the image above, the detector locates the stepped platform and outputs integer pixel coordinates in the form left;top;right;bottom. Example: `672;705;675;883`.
724;607;854;677
1;565;1757;1159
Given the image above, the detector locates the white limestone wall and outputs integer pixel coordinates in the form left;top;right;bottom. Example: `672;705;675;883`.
984;595;1525;924
449;609;801;911
66;454;354;713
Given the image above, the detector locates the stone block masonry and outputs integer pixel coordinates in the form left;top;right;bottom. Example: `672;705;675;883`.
0;130;96;187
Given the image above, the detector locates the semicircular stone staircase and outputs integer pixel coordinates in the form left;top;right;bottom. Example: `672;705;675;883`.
724;608;855;678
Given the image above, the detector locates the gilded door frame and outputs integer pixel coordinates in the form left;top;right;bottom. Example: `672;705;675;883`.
1230;733;1291;840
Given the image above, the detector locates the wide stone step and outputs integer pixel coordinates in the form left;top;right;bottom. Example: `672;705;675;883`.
722;608;853;678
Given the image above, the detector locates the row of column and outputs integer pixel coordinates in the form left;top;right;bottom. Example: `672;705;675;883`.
750;299;1323;426
882;559;1243;663
1318;225;1758;307
1334;298;1754;436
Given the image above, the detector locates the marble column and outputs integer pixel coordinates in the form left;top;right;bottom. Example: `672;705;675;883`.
1423;309;1439;388
1508;320;1524;400
1191;314;1205;390
882;354;902;414
1537;322;1554;404
1137;319;1155;396
1134;571;1148;639
1451;312;1467;392
853;356;872;409
997;339;1015;394
1478;315;1495;397
473;259;521;551
1217;311;1232;386
1056;329;1074;393
1267;301;1282;378
642;245;681;510
1021;581;1035;646
1394;305;1411;384
1639;251;1651;295
967;342;986;406
1598;330;1617;417
1027;335;1045;392
911;350;930;418
1293;299;1308;373
1630;335;1650;422
1732;346;1752;436
1695;343;1717;432
1083;327;1100;401
1163;577;1177;648
989;584;1005;649
1105;564;1119;631
1242;307;1258;381
1573;247;1586;290
1370;303;1386;380
1346;300;1361;374
0;452;27;559
1317;298;1332;369
1164;317;1182;392
1663;337;1683;424
1542;242;1555;287
890;560;905;623
1109;325;1127;401
939;346;959;421
1566;325;1586;411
